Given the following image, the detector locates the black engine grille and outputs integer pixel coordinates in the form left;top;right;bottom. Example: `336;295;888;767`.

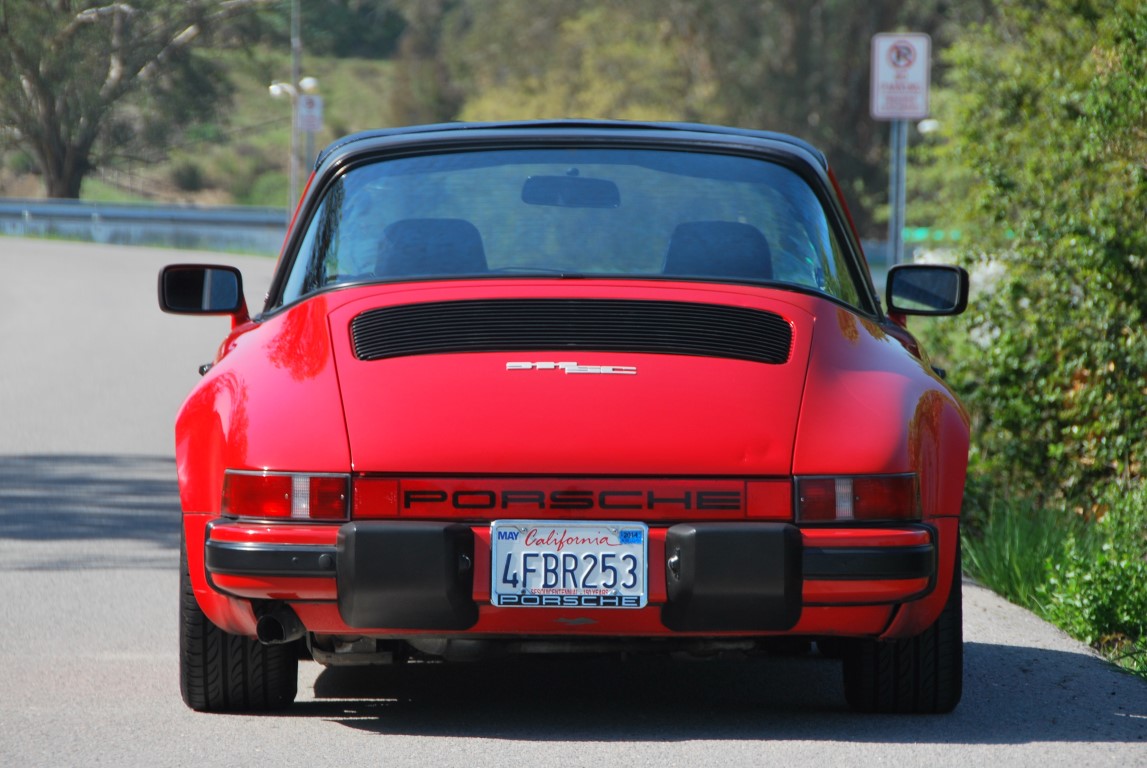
350;299;793;364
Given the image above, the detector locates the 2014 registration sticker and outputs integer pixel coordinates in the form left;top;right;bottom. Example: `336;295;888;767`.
491;521;648;608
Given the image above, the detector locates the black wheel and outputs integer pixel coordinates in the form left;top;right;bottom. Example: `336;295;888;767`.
179;536;298;712
842;542;963;714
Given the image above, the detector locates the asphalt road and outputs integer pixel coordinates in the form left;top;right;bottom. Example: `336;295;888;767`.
1;237;1145;767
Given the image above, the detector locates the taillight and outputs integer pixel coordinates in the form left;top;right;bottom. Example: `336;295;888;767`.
222;471;349;520
795;474;919;523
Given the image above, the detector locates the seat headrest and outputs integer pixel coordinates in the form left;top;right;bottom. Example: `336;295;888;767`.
376;218;487;277
663;221;772;281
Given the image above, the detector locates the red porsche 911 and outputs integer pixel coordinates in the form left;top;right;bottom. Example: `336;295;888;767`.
160;120;970;714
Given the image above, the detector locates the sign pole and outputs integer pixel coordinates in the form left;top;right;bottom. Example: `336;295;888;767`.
888;119;908;265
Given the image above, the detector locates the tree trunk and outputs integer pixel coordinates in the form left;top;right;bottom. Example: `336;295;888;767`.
39;130;94;199
44;169;84;199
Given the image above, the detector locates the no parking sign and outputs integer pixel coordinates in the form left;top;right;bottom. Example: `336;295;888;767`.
871;33;931;120
296;94;324;132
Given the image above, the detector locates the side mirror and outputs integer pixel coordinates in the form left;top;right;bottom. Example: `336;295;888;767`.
158;264;246;316
886;264;969;316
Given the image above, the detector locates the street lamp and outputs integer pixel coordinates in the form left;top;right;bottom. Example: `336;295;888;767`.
269;77;321;209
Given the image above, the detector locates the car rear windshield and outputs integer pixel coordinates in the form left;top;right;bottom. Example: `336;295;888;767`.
278;147;863;307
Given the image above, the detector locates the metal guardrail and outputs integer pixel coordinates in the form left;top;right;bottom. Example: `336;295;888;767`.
0;199;289;256
0;199;907;291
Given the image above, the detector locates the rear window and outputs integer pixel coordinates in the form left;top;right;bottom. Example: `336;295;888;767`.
278;147;862;308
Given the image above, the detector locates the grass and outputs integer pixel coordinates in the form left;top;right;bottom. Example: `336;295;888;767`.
961;497;1078;612
962;485;1147;679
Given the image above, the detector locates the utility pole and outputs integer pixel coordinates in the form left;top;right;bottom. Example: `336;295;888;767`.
289;0;301;209
270;0;321;213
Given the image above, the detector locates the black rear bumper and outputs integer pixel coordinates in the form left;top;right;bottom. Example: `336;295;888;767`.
204;521;935;631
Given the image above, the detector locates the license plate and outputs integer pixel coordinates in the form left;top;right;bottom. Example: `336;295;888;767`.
491;521;648;608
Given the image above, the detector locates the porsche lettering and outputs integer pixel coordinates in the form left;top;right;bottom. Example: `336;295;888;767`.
401;488;742;511
497;594;643;608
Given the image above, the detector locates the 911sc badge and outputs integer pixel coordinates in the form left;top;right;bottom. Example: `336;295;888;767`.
506;361;637;375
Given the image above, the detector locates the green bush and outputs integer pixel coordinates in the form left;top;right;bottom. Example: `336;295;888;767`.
171;160;207;192
1041;482;1147;668
6;149;39;175
239;171;288;208
210;142;281;205
961;481;1147;676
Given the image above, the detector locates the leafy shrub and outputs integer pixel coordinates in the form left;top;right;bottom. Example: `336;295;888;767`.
961;481;1147;675
184;123;225;145
211;143;281;205
1041;482;1147;659
239;171;288;207
171;160;206;192
6;150;39;175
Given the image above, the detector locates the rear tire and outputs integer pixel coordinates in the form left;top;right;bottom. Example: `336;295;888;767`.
842;542;963;714
179;537;298;712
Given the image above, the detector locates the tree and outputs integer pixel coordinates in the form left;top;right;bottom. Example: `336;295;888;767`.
248;0;406;59
405;0;992;237
436;1;705;123
0;0;275;198
919;0;1146;502
387;0;462;126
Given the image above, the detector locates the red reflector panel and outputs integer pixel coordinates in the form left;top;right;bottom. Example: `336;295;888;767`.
353;477;399;518
746;480;791;520
222;471;348;521
223;472;292;518
796;474;919;523
852;476;918;520
795;478;838;522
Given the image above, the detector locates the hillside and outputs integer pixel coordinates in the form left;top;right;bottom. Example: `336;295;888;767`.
1;52;395;209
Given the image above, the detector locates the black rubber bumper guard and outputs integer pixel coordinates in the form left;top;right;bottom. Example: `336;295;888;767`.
205;522;935;632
